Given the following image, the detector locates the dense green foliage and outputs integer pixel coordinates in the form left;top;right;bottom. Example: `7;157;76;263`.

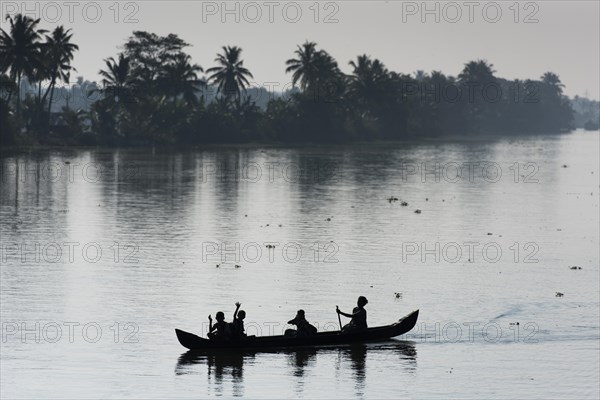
0;14;589;147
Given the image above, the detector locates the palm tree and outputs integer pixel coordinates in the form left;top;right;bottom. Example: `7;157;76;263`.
29;45;52;134
42;26;79;115
97;54;133;136
159;53;204;105
31;45;50;106
347;54;390;106
285;41;339;92
541;72;564;94
414;70;427;82
458;60;497;133
458;60;496;84
0;14;47;114
539;72;571;130
99;54;132;101
285;41;319;90
206;46;253;100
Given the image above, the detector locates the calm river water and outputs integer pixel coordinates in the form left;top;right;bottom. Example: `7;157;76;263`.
1;131;599;399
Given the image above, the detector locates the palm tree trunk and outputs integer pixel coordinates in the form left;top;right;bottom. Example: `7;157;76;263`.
47;83;56;129
41;76;54;108
48;83;56;113
36;81;43;137
16;72;22;115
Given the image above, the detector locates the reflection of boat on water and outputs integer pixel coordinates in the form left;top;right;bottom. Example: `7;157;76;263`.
337;342;417;397
175;341;417;397
175;310;419;350
344;341;417;363
176;349;251;396
176;350;251;372
175;340;417;376
176;347;319;376
336;341;417;377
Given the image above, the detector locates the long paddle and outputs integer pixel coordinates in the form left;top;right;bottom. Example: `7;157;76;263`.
336;305;342;330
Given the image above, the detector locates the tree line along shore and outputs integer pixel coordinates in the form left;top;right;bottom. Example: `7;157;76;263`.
1;14;598;147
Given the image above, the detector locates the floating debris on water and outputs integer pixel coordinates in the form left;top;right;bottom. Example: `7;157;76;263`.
555;292;564;297
414;209;422;214
401;201;408;206
569;266;582;270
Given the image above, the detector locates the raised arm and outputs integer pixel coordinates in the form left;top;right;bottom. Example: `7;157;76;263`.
208;314;214;332
233;302;241;319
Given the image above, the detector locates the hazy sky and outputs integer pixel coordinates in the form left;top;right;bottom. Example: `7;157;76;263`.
2;0;599;99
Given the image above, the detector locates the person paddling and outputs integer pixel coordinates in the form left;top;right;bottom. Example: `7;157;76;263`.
336;296;368;332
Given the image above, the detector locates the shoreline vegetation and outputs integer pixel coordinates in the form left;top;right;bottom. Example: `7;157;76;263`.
2;14;599;148
1;130;596;153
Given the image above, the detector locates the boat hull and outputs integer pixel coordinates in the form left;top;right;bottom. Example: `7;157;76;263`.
175;309;419;350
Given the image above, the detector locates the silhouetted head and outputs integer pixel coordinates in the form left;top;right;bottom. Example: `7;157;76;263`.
215;311;225;321
357;296;368;307
296;309;305;318
238;310;246;320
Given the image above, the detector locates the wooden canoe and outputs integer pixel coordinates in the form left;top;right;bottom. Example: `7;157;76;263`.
175;309;419;350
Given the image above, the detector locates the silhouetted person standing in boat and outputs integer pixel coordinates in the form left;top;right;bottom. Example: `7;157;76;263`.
231;302;246;338
286;310;317;337
337;296;368;332
208;311;231;340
